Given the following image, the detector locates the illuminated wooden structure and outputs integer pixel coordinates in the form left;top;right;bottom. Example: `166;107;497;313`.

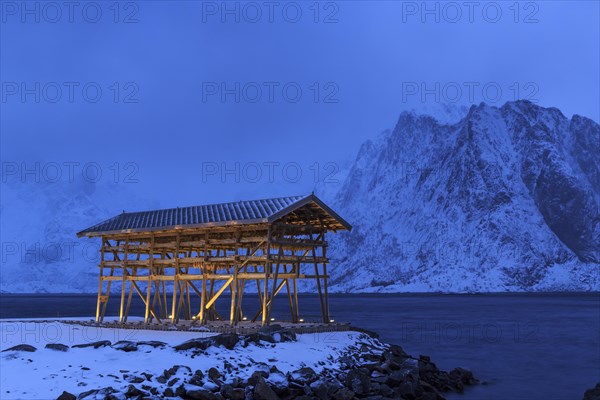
77;194;351;326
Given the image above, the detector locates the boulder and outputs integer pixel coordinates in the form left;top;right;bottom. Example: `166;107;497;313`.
77;389;99;399
212;334;240;350
244;325;296;345
385;370;408;388
72;340;111;349
310;379;342;400
124;384;142;397
174;338;212;351
123;374;144;384
258;324;284;334
253;377;279;400
2;344;36;352
190;370;205;386
208;367;222;381
289;367;317;383
333;387;355;400
449;367;476;385
46;343;69;352
584;383;600;400
56;391;76;400
137;340;167;348
220;384;245;400
187;389;224;400
112;341;138;352
78;387;116;399
175;384;187;398
248;370;270;386
345;368;371;395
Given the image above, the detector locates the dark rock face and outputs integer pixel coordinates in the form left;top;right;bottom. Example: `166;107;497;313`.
45;343;69;352
2;344;36;352
534;164;598;262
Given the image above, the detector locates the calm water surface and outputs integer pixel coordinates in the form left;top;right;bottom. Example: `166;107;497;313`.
1;293;598;400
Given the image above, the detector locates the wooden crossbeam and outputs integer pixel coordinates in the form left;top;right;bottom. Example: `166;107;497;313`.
204;276;234;310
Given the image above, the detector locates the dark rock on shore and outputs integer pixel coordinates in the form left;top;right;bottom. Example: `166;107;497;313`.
584;383;600;400
2;344;37;352
112;340;138;352
72;330;476;400
174;338;212;351
72;340;111;349
187;389;224;400
55;391;76;400
137;340;167;348
46;343;69;352
254;376;279;400
221;384;245;400
345;368;371;395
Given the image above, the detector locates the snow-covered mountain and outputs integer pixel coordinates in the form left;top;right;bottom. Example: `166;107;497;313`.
1;101;598;293
0;179;159;293
325;101;599;292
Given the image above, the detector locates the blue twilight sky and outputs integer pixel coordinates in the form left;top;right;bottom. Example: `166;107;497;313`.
1;1;599;210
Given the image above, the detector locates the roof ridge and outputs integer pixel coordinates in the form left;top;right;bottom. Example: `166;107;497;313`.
121;194;308;215
77;194;345;237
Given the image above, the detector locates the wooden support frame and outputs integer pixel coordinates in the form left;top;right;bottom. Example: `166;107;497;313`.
90;206;341;326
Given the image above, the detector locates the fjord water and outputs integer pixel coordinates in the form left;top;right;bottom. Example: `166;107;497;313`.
1;293;598;400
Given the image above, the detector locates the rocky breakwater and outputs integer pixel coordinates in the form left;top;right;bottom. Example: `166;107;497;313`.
45;324;477;400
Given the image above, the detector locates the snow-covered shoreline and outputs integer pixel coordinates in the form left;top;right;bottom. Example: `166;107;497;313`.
0;320;476;400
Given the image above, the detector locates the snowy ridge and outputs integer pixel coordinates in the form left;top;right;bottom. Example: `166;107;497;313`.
325;100;599;292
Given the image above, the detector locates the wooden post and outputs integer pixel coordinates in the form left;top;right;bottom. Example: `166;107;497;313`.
145;235;154;323
261;226;271;326
95;238;106;322
294;262;299;322
312;233;326;323
322;243;330;323
200;232;208;324
267;240;284;322
119;239;129;323
171;233;180;323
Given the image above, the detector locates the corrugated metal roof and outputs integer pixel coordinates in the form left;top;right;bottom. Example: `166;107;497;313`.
77;194;351;237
